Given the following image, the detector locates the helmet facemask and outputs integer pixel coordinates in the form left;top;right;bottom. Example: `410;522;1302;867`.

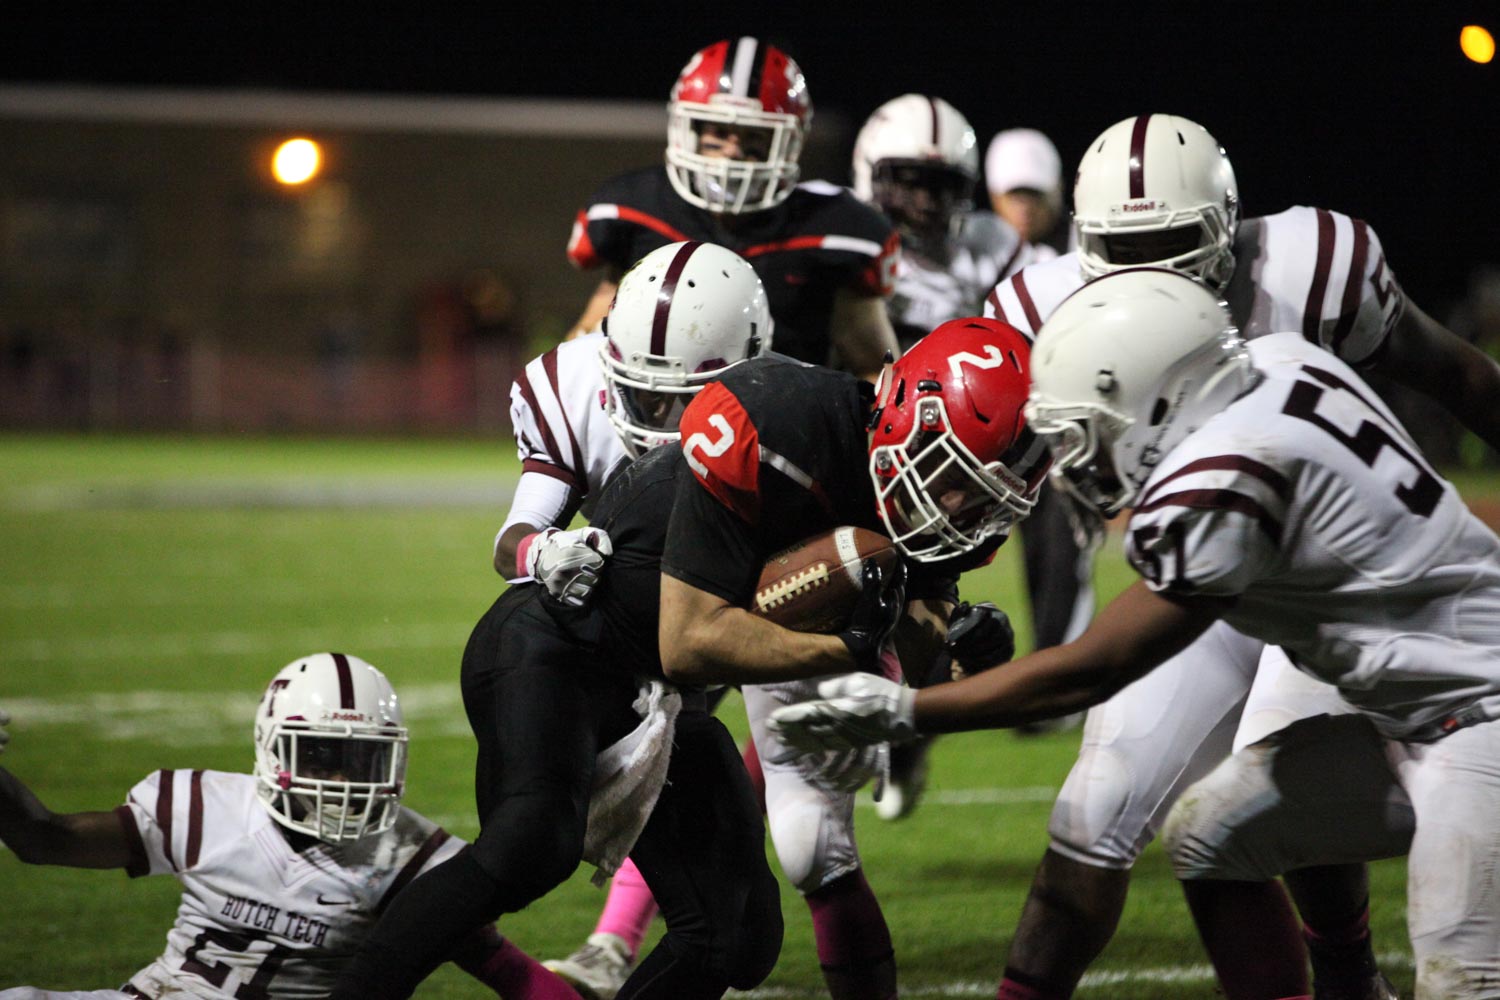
666;101;804;214
252;653;409;844
1077;200;1237;290
600;344;719;459
871;394;1038;562
256;725;406;843
870;161;975;261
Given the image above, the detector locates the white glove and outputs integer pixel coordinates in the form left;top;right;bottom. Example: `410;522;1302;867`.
0;705;10;754
805;742;888;795
767;674;917;758
524;527;614;607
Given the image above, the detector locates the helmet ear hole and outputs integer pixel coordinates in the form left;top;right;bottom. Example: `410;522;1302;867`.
1149;397;1170;425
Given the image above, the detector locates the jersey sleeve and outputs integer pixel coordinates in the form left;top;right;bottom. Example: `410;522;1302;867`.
1124;454;1291;597
660;382;765;603
982;268;1044;340
372;811;464;913
1296;209;1406;367
119;769;212;879
508;352;587;492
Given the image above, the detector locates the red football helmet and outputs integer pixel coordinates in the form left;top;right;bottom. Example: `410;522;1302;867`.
869;318;1050;562
666;38;811;214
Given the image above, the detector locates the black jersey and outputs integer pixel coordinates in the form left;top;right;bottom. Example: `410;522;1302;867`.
663;355;996;610
567;167;899;367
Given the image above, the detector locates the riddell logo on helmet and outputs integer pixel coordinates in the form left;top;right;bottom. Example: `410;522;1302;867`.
1120;201;1160;213
324;711;371;723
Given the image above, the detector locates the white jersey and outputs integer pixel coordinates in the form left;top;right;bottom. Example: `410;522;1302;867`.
506;331;630;522
887;211;1032;350
985;206;1406;366
115;769;463;999
1126;334;1500;740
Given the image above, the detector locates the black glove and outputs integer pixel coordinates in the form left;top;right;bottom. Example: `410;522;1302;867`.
942;601;1015;679
836;558;907;673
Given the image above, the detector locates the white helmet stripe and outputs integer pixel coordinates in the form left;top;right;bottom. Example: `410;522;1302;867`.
729;37;760;97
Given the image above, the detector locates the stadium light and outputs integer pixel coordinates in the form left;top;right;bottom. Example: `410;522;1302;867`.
272;137;323;186
1461;25;1495;64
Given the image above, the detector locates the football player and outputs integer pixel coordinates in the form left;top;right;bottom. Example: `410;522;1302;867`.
327;318;1045;1000
967;112;1500;1000
0;653;575;999
564;37;900;381
497;239;771;998
849;94;1084;822
770;268;1500;1000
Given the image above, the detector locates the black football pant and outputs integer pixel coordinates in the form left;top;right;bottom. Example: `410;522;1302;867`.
329;585;782;999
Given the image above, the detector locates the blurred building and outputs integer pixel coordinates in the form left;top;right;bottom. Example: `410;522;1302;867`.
0;85;848;433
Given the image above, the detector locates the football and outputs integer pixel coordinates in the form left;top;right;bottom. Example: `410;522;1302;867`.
750;526;898;633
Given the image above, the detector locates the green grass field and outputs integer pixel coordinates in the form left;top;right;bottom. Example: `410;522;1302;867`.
0;433;1453;997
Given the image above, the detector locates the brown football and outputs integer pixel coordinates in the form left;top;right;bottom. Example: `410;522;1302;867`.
750;526;898;633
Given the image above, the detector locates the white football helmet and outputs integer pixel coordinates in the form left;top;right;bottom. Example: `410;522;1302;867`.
851;94;978;256
1073;114;1239;290
1025;268;1257;515
253;652;408;843
601;241;773;457
666;38;812;214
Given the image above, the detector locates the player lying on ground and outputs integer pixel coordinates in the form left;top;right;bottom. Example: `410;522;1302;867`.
0;653;575;1000
771;268;1500;1000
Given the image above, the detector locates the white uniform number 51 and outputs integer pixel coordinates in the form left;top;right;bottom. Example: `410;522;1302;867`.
684;413;736;478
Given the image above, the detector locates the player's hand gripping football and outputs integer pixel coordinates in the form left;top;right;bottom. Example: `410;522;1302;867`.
524;527;614;607
836;557;907;673
767;674;917;756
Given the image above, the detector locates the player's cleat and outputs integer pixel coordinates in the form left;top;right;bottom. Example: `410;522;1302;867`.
543;932;634;1000
1312;971;1399;1000
876;735;931;821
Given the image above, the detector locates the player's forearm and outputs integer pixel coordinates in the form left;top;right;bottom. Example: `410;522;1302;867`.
912;643;1116;731
493;522;535;578
0;767;66;862
0;768;131;868
662;604;854;685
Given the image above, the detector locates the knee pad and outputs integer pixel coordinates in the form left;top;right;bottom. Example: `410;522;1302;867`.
1047;745;1150;868
765;784;859;894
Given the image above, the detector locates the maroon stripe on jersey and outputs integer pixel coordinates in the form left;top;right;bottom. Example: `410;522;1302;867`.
521;457;582;490
1128;115;1151;199
516;369;568;473
114;804;151;878
1136;455;1291;509
652;240;703;357
541;347;587;477
1135;488;1284;544
376;829;453;916
1328;219;1371;357
1302;208;1337;345
331;652;355;709
1012;271;1044;334
995;239;1028;286
156;769;177;872
185;770;205;868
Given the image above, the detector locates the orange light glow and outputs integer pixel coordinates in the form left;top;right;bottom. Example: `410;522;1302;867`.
1461;25;1495;64
272;138;323;186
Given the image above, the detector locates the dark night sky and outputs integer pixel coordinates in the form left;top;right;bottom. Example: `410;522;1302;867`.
2;3;1496;308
